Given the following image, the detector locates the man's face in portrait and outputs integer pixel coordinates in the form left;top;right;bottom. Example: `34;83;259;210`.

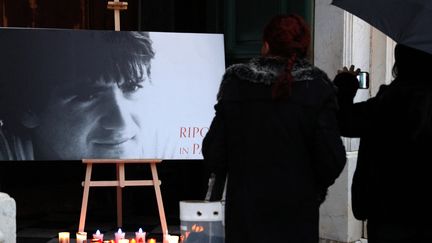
29;68;151;160
0;30;156;160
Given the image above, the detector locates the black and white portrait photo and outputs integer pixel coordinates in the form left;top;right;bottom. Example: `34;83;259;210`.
0;28;225;161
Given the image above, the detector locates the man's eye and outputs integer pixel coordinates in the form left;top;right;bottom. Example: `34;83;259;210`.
121;82;143;93
72;94;97;102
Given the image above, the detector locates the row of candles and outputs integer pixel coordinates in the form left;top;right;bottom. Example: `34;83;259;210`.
59;228;179;243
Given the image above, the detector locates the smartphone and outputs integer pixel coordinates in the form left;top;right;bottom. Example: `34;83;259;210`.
357;71;369;89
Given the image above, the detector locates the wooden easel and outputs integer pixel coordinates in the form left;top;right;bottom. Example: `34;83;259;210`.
78;2;169;242
107;0;128;31
78;159;168;236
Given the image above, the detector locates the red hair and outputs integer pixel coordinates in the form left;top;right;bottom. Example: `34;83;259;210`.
263;14;311;99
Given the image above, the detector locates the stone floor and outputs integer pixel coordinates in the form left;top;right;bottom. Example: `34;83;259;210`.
12;204;368;243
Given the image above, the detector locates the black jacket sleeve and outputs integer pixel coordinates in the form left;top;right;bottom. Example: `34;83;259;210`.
202;102;228;201
334;72;388;137
312;88;347;202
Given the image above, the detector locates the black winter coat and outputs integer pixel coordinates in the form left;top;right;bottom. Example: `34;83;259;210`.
202;57;346;243
335;73;432;224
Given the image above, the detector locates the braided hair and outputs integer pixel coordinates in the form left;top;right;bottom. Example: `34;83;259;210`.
262;14;311;99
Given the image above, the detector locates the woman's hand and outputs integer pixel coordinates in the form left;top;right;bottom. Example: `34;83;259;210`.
334;65;361;101
337;65;361;76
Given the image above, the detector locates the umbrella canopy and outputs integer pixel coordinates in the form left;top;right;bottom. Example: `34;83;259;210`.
332;0;432;55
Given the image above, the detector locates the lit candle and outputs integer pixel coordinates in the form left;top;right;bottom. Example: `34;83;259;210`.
115;228;125;243
93;230;104;241
135;228;146;243
130;239;137;243
166;235;179;243
76;232;87;243
147;238;156;243
58;232;70;243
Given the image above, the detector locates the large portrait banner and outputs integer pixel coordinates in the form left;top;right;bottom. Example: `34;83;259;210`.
0;28;225;160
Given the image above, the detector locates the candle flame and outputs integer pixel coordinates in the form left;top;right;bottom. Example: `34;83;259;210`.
118;228;123;234
96;230;101;235
138;228;143;233
191;224;204;232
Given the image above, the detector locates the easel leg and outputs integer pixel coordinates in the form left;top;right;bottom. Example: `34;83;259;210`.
116;163;123;228
150;163;168;239
79;163;93;232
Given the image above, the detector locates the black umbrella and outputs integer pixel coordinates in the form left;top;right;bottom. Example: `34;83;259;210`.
332;0;432;54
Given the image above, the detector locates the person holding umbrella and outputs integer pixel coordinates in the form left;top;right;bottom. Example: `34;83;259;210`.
334;44;432;243
332;0;432;242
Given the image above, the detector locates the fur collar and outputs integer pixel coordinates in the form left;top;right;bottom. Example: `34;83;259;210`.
222;56;326;85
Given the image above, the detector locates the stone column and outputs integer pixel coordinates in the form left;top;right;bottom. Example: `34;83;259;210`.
314;0;368;242
0;192;16;243
318;153;363;243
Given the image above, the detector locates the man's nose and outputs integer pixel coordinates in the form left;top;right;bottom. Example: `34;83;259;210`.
100;88;134;130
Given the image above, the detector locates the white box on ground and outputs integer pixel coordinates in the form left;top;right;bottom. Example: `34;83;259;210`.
179;200;224;243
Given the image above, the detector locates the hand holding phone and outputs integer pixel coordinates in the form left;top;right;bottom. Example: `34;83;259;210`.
336;65;369;91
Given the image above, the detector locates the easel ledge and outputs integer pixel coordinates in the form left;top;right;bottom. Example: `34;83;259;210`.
82;158;162;163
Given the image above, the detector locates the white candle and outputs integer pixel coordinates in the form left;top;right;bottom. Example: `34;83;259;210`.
93;229;104;241
115;228;125;242
58;232;70;243
135;228;146;243
166;234;179;243
76;232;87;243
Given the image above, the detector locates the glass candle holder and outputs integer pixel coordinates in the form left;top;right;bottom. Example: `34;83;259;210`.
76;232;87;243
58;232;70;243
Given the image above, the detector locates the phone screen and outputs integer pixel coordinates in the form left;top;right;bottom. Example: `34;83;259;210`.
357;71;369;89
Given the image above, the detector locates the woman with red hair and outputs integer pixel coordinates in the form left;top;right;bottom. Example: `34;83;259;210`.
203;14;346;243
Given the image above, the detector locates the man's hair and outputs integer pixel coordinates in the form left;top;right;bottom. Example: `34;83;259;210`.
0;29;154;133
392;44;432;79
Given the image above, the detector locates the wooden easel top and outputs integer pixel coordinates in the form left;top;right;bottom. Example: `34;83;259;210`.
107;0;128;31
82;159;162;164
107;1;128;10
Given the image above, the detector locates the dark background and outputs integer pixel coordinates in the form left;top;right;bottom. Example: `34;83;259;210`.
0;0;314;64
